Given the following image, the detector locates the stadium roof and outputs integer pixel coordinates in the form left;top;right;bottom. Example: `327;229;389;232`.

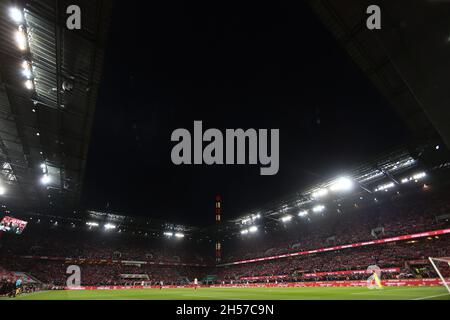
308;0;450;147
0;0;111;211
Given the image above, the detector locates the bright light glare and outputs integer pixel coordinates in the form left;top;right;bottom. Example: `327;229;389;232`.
40;174;51;185
25;79;34;90
298;210;308;217
413;172;426;180
312;188;328;198
9;7;23;23
312;205;325;213
248;226;258;233
174;232;184;238
22;61;32;78
0;186;5;196
240;229;249;235
164;232;173;237
104;223;116;230
374;182;395;192
329;177;353;192
15;27;27;50
281;215;292;222
86;222;99;227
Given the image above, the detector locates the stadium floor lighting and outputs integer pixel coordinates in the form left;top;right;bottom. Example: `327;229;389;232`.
9;7;23;23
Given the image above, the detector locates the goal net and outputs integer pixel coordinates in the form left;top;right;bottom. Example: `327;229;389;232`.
428;257;450;293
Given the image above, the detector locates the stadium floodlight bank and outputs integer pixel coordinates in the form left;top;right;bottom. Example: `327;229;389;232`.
428;257;450;293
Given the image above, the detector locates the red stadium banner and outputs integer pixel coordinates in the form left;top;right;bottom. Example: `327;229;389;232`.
241;275;289;281
219;228;450;266
303;267;400;277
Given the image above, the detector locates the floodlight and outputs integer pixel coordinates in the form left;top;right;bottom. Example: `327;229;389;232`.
174;233;184;238
312;205;325;213
298;210;308;217
281;215;292;222
15;27;27;50
9;7;23;23
240;229;249;235
40;174;51;185
413;172;426;180
312;188;328;198
0;186;5;196
248;226;258;233
329;177;353;192
104;223;116;230
25;80;34;90
374;182;394;192
164;232;173;237
86;222;99;227
22;65;32;79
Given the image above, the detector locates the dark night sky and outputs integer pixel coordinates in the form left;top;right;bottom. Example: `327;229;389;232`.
82;1;409;226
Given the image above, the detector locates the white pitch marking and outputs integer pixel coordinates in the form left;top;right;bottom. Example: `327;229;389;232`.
412;293;450;300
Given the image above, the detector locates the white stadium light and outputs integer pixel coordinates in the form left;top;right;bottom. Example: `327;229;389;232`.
401;172;426;184
104;223;116;230
248;226;258;233
164;232;173;237
329;177;353;192
9;7;23;23
0;185;5;196
25;79;34;90
174;232;185;238
241;217;251;224
240;229;249;235
374;182;395;192
15;27;27;51
312;188;328;199
312;205;325;213
281;215;292;223
413;172;426;180
86;222;99;227
22;66;32;79
298;210;308;217
40;174;51;185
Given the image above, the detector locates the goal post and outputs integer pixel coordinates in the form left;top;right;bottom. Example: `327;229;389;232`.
428;257;450;293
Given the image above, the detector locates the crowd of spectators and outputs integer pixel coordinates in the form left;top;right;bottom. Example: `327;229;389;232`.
0;185;449;286
215;236;450;283
222;187;450;262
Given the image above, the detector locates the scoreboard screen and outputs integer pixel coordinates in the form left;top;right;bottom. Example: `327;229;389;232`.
0;216;28;234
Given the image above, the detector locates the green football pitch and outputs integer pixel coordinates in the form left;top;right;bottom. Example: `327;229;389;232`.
2;286;450;300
